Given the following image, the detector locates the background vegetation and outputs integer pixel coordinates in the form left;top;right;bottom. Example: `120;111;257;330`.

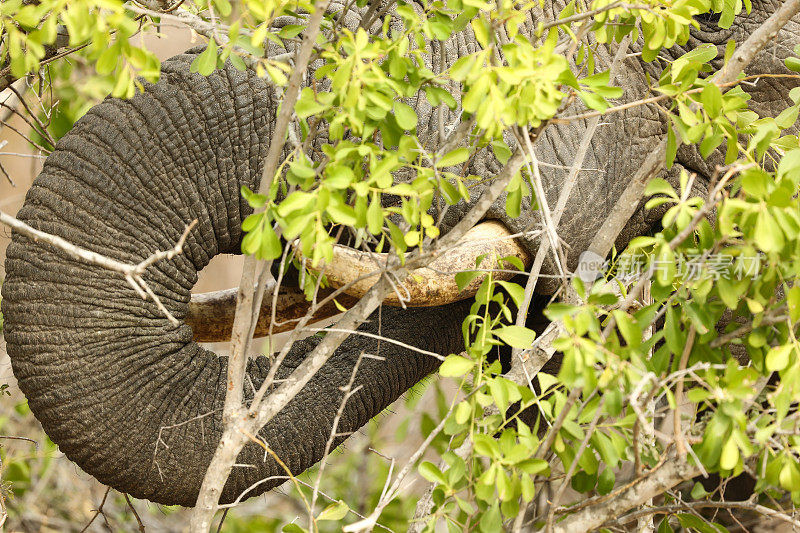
2;0;800;531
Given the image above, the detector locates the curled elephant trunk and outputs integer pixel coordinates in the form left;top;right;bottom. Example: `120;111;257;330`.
0;53;477;506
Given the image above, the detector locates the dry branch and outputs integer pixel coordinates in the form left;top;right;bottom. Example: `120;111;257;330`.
551;454;701;533
0;209;196;325
189;1;332;528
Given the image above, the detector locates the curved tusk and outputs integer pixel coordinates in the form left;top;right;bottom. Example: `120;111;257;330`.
188;221;531;341
187;286;357;342
315;220;532;307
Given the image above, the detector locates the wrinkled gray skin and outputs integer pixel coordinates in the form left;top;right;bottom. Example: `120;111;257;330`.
2;1;798;507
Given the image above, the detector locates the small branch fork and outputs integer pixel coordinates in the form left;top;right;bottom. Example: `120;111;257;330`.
0;208;197;325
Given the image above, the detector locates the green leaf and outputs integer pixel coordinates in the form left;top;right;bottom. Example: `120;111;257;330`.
754;209;785;253
766;344;792;372
404;230;420;247
786;57;800;72
241;230;261;255
506;187;521;218
96;46;118;75
700;83;723;117
645;178;677;198
720;436;739;470
439;355;475;377
780;462;800;492
474;434;500;458
676;513;719;533
494;325;535;349
191;41;218;76
788;285;800;323
394;101;417;130
666;123;677;168
455;402;471;424
741;168;770;199
455;270;481;291
597;468;615;495
489;378;510;412
257;228;282;260
367;195;383;235
578;90;608;111
479;502;502;533
612;310;641;348
277;191;312;218
317;500;349;521
449;55;475;81
436;147;470;168
654;243;676;286
496;281;525;308
665;306;684;356
491;140;512;164
327;202;357;227
419;461;447;485
278;24;305;39
242;213;262;232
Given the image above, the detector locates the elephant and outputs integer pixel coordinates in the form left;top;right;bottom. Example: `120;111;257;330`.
1;0;798;508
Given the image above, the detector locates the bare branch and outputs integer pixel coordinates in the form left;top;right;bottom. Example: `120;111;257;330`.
78;487;112;533
0;209;196;325
608;499;800;529
551;453;700;533
190;1;333;528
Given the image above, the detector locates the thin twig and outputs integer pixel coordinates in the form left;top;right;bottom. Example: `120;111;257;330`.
673;326;696;457
343;389;478;533
0;210;196;325
124;494;146;533
79;486;112;533
535;387;582;460
546;398;606;532
309;352;367;525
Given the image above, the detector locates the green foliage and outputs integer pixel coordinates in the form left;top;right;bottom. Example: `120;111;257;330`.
1;0;159;98
4;0;800;530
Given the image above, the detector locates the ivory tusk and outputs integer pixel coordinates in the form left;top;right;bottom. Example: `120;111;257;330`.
312;220;532;307
187;221;531;342
186;286;357;343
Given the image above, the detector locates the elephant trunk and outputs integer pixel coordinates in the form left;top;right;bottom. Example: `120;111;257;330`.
1;52;470;506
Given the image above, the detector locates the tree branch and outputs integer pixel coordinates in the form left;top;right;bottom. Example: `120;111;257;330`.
551;454;700;533
189;2;332;529
0;209;196;325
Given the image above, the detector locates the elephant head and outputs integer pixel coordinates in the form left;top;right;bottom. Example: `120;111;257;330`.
1;1;798;507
